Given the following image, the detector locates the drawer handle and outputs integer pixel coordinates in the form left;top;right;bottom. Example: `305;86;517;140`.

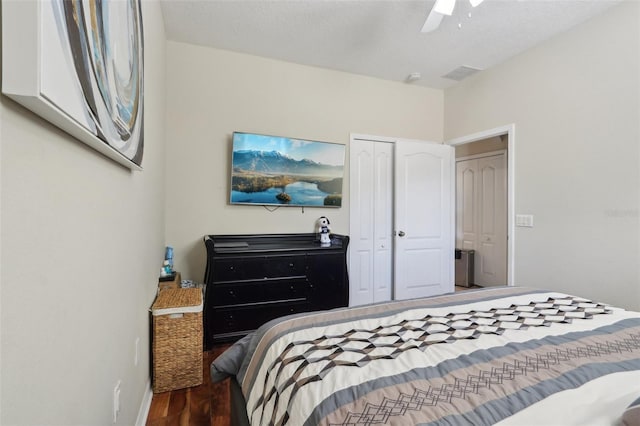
229;290;235;296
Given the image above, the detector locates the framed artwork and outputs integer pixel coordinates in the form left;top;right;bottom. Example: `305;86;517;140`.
2;0;145;170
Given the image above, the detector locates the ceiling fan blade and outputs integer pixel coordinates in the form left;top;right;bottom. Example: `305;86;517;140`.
433;0;456;16
421;10;445;33
422;0;456;33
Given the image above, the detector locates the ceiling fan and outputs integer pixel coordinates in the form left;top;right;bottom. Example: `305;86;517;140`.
422;0;485;33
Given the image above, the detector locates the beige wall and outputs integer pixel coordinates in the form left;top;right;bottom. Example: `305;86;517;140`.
0;2;166;424
164;42;444;282
445;2;640;309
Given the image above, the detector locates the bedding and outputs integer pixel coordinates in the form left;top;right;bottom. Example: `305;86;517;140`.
211;287;640;425
623;396;640;426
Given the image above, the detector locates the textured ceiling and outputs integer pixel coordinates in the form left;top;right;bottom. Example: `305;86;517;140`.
160;0;622;89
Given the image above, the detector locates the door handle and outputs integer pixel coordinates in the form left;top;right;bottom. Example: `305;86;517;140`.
398;231;406;237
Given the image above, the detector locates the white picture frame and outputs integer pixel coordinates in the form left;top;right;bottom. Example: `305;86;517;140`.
2;0;145;170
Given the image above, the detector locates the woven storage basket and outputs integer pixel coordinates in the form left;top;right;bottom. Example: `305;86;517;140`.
151;288;203;393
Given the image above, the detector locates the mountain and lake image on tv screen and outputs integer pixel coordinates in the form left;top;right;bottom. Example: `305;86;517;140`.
230;132;345;207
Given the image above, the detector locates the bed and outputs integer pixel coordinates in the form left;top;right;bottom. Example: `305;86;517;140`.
211;286;640;425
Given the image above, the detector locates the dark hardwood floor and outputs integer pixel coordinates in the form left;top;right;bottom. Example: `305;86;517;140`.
146;345;231;426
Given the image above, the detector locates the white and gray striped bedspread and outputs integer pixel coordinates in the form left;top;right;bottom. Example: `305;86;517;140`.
211;287;640;425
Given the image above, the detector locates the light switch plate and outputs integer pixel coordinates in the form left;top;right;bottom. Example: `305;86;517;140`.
516;214;534;227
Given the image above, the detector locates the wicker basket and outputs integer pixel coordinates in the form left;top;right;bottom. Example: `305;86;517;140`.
151;288;203;393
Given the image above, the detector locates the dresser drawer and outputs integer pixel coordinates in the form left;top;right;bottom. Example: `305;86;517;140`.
212;301;310;335
211;278;312;307
213;255;306;282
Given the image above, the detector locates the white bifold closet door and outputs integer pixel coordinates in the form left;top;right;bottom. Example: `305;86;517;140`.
349;137;454;306
349;139;394;306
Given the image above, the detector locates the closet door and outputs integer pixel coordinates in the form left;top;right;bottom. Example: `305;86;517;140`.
349;139;393;306
394;141;454;300
476;154;507;286
455;153;507;286
350;136;455;304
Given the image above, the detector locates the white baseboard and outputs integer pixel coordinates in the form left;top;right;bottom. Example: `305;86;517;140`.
135;380;153;426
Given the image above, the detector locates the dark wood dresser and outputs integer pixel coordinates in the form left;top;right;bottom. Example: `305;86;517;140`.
203;233;349;348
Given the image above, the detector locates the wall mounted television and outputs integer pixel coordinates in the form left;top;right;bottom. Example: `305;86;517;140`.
230;132;345;207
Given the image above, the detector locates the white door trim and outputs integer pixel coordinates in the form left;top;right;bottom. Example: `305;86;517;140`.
351;133;397;144
446;124;516;287
456;149;507;163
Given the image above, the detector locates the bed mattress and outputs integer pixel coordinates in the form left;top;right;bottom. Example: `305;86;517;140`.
212;287;640;425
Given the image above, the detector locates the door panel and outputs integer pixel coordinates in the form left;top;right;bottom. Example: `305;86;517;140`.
456;160;478;251
349;141;374;306
404;248;441;286
373;144;393;302
349;139;393;306
455;153;507;287
404;153;443;237
395;141;454;300
477;155;507;286
355;250;372;295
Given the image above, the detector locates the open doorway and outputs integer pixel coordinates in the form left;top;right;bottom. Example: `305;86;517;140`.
447;125;515;288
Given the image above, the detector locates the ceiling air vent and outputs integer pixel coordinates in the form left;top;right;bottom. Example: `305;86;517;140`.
442;65;482;81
